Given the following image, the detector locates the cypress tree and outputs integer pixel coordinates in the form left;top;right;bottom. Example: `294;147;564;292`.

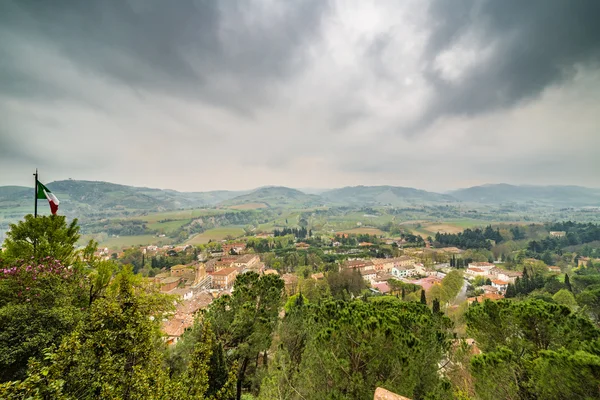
565;274;572;292
401;287;406;300
420;289;427;305
505;283;516;298
432;298;440;314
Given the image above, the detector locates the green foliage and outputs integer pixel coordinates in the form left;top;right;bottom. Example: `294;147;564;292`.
552;289;577;310
208;272;284;400
326;268;367;299
467;299;600;399
0;258;88;382
263;298;453;399
2;215;80;265
1;266;236;400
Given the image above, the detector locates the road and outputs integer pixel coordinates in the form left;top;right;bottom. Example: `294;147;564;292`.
453;278;469;305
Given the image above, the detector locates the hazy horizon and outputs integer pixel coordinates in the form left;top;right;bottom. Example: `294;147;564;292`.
2;1;599;192
2;176;600;195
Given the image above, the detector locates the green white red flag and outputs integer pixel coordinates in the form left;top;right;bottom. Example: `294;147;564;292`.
37;181;59;215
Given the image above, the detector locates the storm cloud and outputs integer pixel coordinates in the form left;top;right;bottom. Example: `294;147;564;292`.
422;0;600;119
1;0;599;191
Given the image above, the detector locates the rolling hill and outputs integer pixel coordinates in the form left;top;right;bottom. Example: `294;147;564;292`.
0;180;245;218
450;184;600;207
219;186;322;208
320;185;457;206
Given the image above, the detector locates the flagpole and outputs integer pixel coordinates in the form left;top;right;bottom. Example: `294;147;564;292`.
34;169;38;218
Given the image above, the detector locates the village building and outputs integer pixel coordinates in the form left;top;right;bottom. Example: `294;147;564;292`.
263;269;279;275
468;292;504;304
391;265;416;278
282;273;298;295
166;286;194;301
163;313;193;345
411;275;442;291
372;282;390;294
222;242;246;254
492;268;523;284
491;279;509;293
160;276;181;292
211;267;239;289
311;272;325;280
481;285;500;295
548;266;561;273
360;268;378;283
465;267;488;278
344;259;375;272
467;262;495;271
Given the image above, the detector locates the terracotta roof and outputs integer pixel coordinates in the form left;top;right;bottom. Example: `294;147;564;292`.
311;272;324;280
211;267;238;276
168;287;193;296
471;262;494;267
176;293;213;314
469;293;504;302
170;264;189;271
372;282;390;294
263;269;279;275
491;279;509;285
345;260;373;268
282;273;298;285
161;277;181;284
469;268;485;273
360;268;377;276
498;269;523;277
162;314;193;337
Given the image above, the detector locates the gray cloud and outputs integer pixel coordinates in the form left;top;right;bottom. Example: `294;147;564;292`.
0;0;330;114
422;0;600;119
1;0;599;191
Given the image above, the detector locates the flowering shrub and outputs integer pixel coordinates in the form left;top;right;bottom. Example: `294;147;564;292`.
0;257;84;306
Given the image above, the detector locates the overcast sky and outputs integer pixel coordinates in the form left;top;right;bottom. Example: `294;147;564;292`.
1;0;600;192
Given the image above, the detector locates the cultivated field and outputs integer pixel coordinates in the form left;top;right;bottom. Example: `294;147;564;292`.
185;226;246;244
228;203;268;210
94;234;174;250
335;227;385;236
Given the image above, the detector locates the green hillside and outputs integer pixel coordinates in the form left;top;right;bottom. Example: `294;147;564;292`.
320;185;457;206
220;186;322;208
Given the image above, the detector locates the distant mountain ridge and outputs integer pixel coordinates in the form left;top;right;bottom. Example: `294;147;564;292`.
2;181;600;216
320;185;456;206
450;184;600;207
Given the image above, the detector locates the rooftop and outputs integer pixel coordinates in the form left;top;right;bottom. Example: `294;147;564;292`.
161;277;181;284
212;267;238;276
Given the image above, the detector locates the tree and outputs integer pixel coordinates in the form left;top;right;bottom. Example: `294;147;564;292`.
420;289;427;305
208;272;284;400
552;289;577;310
432;298;441;314
564;273;572;292
119;247;144;273
2;215;80;265
286;299;453;399
0;257;88;382
466;299;600;399
1;266;236;399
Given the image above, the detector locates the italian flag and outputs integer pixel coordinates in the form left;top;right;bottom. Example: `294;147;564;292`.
37;181;60;215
